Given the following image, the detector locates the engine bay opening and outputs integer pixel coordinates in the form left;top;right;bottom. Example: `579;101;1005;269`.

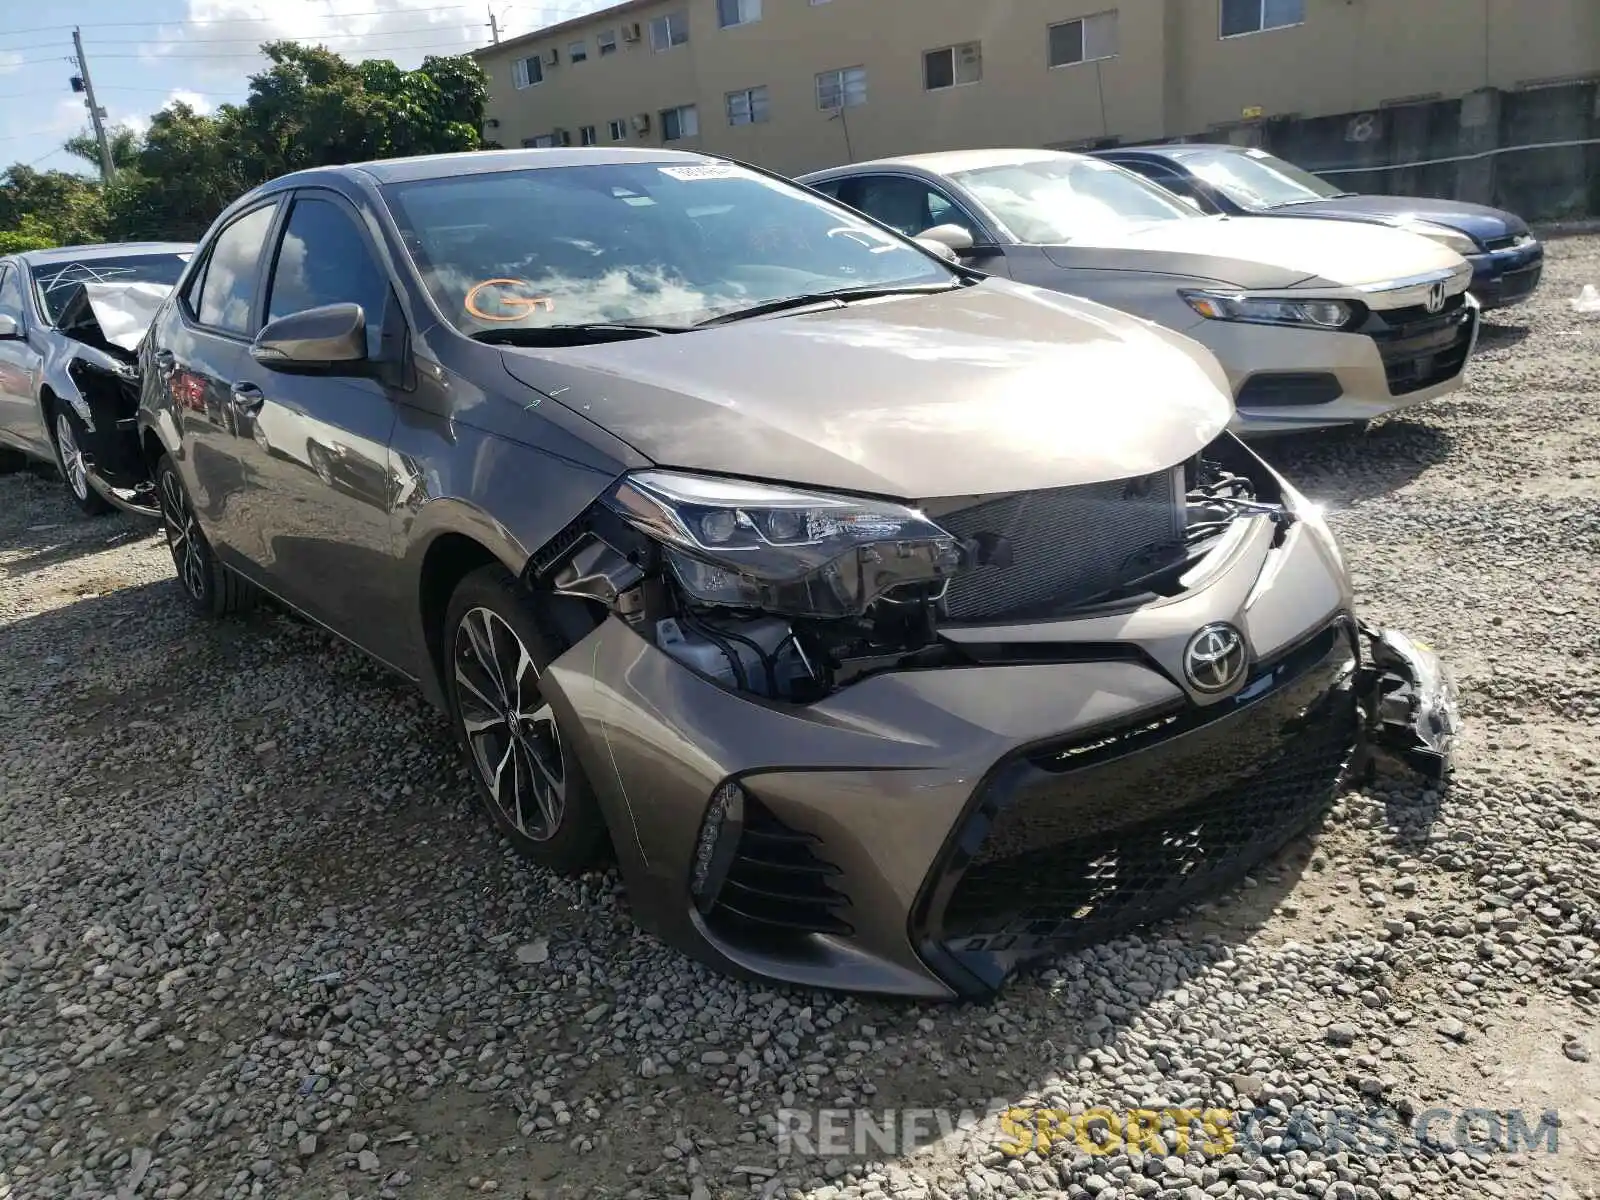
533;434;1295;704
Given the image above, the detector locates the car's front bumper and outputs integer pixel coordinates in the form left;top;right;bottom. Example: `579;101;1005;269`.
1468;242;1544;310
537;501;1458;999
1183;297;1480;435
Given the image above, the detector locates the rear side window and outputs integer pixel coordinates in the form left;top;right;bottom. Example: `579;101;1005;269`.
265;196;390;357
197;203;277;335
0;266;23;325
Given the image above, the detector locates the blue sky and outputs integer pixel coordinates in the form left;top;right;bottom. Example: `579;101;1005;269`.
0;0;614;177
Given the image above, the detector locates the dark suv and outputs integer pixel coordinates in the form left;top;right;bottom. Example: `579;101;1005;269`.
138;148;1455;999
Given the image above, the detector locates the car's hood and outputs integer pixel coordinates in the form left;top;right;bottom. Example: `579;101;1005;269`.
1265;195;1528;241
497;280;1233;500
1040;214;1469;289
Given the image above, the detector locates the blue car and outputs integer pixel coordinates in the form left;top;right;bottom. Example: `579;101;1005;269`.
1093;144;1544;311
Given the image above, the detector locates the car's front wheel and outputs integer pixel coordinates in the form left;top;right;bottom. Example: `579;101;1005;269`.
443;565;606;871
52;404;114;517
155;455;258;617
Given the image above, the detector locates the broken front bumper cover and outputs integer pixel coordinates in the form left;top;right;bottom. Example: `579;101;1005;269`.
1357;620;1459;782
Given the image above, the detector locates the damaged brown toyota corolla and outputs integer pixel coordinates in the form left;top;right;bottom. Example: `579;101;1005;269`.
138;149;1457;999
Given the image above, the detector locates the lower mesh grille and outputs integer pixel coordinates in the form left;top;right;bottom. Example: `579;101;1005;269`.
704;799;852;942
937;470;1185;622
932;624;1359;965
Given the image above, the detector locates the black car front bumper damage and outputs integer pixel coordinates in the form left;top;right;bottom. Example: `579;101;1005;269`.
910;617;1459;997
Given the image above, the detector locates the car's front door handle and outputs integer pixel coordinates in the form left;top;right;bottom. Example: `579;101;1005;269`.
154;349;176;376
230;382;265;414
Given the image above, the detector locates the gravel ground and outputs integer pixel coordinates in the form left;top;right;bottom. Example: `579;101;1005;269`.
3;235;1600;1200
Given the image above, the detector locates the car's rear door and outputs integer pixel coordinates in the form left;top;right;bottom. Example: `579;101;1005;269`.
0;263;48;456
230;186;410;669
161;198;283;569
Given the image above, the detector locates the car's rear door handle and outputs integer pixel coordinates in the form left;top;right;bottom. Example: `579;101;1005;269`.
230;382;265;414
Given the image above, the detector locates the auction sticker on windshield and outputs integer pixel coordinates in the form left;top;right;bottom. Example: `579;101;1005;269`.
658;164;750;181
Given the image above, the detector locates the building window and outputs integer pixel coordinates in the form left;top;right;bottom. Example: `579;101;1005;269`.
511;55;543;88
608;118;627;140
650;11;689;50
1048;11;1118;67
569;39;587;63
580;125;597;146
726;85;770;125
1220;0;1304;38
598;29;618;54
523;135;557;148
816;66;867;110
661;104;699;141
923;41;982;90
717;0;761;27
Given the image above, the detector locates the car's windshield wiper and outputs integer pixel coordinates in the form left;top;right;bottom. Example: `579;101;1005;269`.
471;323;681;346
693;282;964;328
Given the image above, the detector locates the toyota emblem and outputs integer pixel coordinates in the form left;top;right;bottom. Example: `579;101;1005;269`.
1183;622;1248;694
1424;282;1447;314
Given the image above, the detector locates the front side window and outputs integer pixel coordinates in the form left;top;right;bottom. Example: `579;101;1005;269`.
650;12;689;50
717;0;761;27
381;162;954;335
816;66;867;110
0;266;23;325
661;105;699;141
512;55;543;88
839;176;962;238
30;252;190;324
924;42;982;90
1171;147;1344;209
265;195;390;357
1221;0;1305;38
950;155;1195;244
197;203;278;334
726;86;770;126
1049;11;1119;67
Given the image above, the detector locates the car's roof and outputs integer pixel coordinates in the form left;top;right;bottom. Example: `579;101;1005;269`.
802;147;1082;180
1102;143;1242;160
274;146;721;188
16;241;193;266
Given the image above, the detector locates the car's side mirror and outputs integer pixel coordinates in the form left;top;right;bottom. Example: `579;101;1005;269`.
250;303;367;372
914;238;959;263
916;223;977;254
0;314;19;339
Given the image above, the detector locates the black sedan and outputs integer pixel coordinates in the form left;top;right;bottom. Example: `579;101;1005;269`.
1094;143;1544;310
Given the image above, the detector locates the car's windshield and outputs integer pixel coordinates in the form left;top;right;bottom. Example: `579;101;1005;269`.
1170;148;1348;209
382;161;955;334
32;253;191;325
949;156;1197;244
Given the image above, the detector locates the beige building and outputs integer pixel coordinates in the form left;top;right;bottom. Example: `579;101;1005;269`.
473;0;1600;176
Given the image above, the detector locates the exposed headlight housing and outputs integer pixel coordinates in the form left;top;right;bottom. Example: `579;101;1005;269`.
1511;232;1537;249
1181;290;1359;330
603;469;964;618
1394;219;1479;256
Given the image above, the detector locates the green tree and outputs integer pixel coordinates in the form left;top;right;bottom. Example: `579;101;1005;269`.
63;124;144;175
0;165;108;246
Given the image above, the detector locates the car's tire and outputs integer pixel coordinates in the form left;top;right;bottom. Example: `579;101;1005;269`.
155;455;259;617
443;564;606;872
50;403;115;517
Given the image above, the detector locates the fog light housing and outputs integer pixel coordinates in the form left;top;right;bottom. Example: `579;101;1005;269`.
691;779;746;912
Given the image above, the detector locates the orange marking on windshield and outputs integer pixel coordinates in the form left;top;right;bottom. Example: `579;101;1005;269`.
464;279;555;322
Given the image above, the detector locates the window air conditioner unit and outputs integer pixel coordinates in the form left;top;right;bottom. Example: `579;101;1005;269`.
545;48;560;66
554;127;572;146
631;112;651;133
622;22;642;41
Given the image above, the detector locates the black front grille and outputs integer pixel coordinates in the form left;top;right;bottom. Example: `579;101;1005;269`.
936;471;1185;622
1491;263;1542;304
916;623;1360;990
1366;298;1475;396
703;799;853;943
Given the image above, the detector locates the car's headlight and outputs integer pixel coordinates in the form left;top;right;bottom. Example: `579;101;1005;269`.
603;470;964;618
1394;219;1479;255
1181;290;1358;330
1511;233;1537;249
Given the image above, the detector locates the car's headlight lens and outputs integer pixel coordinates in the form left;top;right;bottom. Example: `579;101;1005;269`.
1511;233;1537;249
1395;219;1479;255
1181;290;1358;330
603;470;964;618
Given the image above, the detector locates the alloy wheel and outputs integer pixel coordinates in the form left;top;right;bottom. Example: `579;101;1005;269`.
56;412;89;501
159;469;207;600
453;606;566;842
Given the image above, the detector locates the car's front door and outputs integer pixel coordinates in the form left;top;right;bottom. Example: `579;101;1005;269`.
0;263;48;456
833;174;1012;276
166;199;283;569
230;187;409;668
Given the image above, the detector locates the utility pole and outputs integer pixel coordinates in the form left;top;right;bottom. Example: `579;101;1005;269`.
486;5;501;44
70;28;115;183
